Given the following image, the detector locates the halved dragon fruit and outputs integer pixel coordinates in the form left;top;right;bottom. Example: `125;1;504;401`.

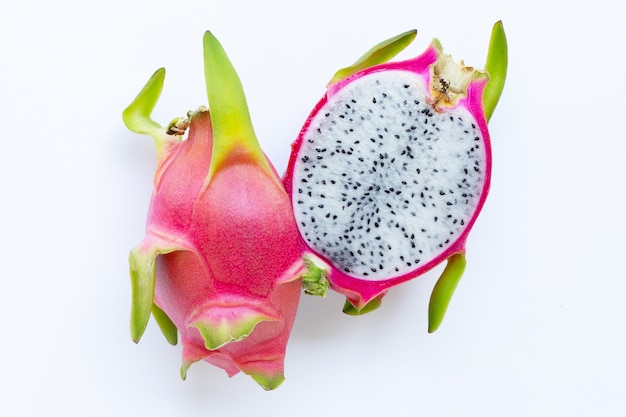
122;31;306;390
283;22;507;331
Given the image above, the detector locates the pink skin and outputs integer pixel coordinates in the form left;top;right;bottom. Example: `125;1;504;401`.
126;30;309;389
142;110;306;387
283;43;491;308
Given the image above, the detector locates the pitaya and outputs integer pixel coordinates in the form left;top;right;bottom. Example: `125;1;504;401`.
122;31;307;390
283;22;507;331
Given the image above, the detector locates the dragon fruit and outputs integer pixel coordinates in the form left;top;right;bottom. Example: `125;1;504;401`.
283;22;507;331
122;31;306;390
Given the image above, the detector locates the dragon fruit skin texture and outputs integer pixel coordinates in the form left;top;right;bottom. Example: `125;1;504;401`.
283;23;507;331
123;32;306;390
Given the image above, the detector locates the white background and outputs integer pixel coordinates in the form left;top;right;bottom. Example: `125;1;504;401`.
1;1;624;416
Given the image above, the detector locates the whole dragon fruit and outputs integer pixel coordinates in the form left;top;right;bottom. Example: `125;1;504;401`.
122;31;307;390
283;22;507;331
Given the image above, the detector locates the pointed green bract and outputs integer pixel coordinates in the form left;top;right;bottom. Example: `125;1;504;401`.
202;31;270;179
129;247;157;343
152;303;178;345
180;363;191;381
122;68;172;158
428;253;466;333
329;30;417;85
190;304;280;350
483;21;508;122
122;68;164;135
250;372;285;391
342;295;383;316
128;235;187;343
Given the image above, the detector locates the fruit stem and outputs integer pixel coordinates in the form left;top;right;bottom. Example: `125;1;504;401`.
202;31;270;179
483;21;508;122
428;253;466;333
301;260;329;297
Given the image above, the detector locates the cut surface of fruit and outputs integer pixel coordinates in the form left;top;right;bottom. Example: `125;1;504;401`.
292;69;488;280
